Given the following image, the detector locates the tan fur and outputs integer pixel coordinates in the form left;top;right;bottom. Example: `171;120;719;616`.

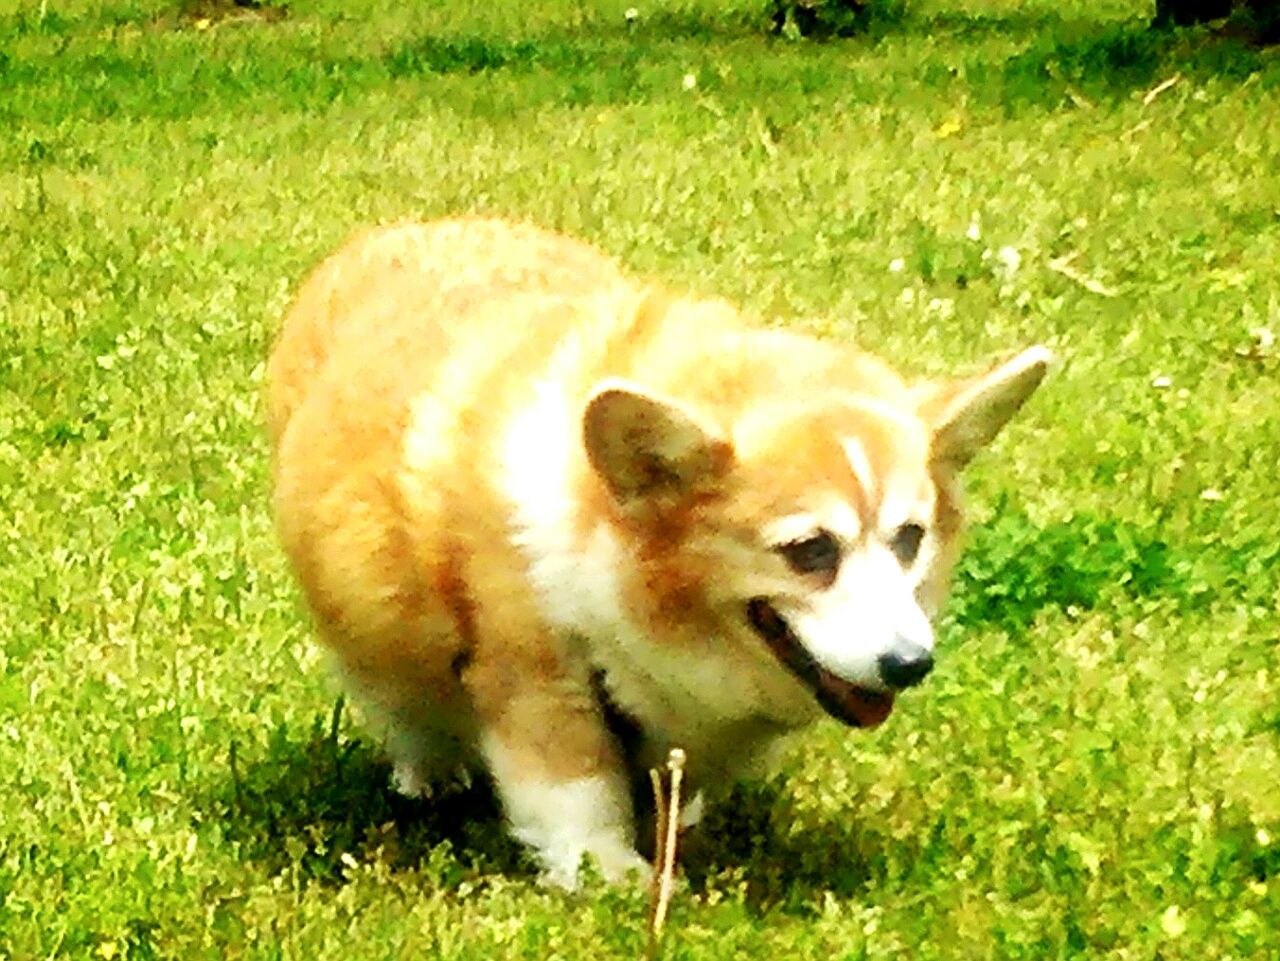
266;217;1048;884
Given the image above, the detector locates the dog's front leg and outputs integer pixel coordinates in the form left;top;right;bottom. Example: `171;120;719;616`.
473;670;647;889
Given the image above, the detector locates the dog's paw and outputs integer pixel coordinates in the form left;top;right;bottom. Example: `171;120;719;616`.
538;842;650;891
593;845;651;886
390;762;432;799
391;760;477;799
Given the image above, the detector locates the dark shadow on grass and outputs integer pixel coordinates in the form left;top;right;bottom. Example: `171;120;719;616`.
210;702;907;902
948;503;1280;632
948;505;1195;634
997;20;1273;110
904;10;1089;39
682;780;898;915
210;703;529;887
385;35;591;78
1243;821;1280;882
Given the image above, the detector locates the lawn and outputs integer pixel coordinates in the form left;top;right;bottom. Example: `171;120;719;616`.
1;0;1278;957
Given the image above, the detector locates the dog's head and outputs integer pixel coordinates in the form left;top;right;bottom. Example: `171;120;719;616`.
583;346;1050;728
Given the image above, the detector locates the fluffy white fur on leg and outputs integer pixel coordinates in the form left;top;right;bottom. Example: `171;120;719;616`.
482;735;646;889
391;760;431;800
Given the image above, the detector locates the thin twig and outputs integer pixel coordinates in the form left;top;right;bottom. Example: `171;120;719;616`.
648;766;666;899
647;748;686;959
1143;73;1182;107
1121;118;1153;142
1065;85;1095;111
1046;63;1094;110
1047;252;1119;298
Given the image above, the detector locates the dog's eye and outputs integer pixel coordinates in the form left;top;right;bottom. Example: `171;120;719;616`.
778;531;841;578
890;523;926;565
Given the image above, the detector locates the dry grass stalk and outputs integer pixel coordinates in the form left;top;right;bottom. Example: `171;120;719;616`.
1143;73;1182;107
1047;251;1119;298
646;748;686;959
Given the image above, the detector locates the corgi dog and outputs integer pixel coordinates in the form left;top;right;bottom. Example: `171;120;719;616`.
266;217;1049;888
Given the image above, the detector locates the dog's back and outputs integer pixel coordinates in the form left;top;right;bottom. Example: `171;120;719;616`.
265;218;629;444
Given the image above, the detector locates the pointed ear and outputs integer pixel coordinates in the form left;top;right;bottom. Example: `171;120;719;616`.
924;346;1052;468
583;381;732;506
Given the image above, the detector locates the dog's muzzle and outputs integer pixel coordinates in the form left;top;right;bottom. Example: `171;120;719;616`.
747;598;895;728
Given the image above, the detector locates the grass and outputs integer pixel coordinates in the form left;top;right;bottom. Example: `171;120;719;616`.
1;0;1278;957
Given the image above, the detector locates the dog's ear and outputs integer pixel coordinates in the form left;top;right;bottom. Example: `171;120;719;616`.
583;381;732;506
923;346;1051;468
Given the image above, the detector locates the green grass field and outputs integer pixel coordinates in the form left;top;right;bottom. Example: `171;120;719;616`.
2;0;1278;957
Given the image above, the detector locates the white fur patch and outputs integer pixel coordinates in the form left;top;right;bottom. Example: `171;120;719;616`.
842;437;877;505
876;470;935;538
481;733;644;888
499;326;632;634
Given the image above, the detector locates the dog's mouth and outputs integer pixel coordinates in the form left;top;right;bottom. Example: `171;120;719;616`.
746;598;894;728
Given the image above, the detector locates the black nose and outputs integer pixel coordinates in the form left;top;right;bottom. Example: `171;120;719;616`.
877;648;934;689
